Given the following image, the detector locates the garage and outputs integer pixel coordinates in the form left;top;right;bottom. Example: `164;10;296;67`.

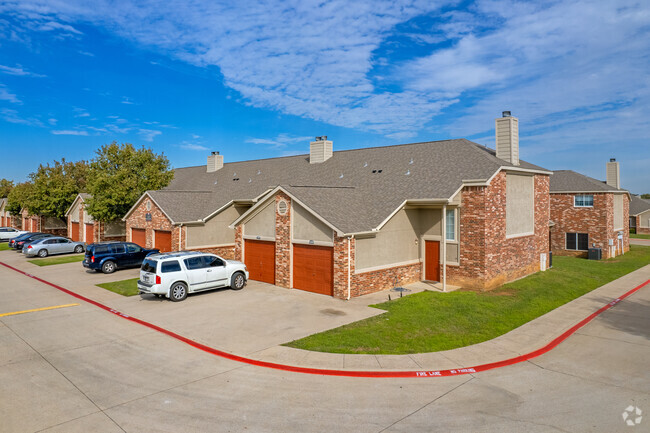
292;244;333;296
244;239;275;285
85;223;94;244
154;230;172;253
131;228;146;246
70;222;80;241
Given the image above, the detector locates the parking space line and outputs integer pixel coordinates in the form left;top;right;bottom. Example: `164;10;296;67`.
0;260;648;378
0;303;79;317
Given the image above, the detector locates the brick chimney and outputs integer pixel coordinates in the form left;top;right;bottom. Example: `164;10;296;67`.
606;158;620;189
495;111;519;166
207;151;223;173
309;136;333;164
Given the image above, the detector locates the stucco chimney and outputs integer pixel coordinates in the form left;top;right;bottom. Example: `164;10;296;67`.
207;151;224;172
309;136;333;164
606;158;620;189
495;111;519;166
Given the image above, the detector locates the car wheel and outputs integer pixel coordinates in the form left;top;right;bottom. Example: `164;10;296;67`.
38;249;48;258
230;272;246;290
101;261;116;274
169;282;188;302
74;245;84;253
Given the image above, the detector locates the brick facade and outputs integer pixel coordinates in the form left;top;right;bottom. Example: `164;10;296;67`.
125;197;181;250
446;172;550;290
550;192;629;259
237;174;550;298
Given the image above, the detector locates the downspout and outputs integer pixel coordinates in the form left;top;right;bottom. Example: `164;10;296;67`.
347;235;353;300
442;205;447;292
179;224;183;251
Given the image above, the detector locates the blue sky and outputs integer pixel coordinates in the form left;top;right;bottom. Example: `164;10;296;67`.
1;0;649;193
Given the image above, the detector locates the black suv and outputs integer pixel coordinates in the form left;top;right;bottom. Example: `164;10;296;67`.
83;241;159;274
11;232;54;251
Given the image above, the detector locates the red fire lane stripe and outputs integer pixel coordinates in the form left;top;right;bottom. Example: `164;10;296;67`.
2;261;647;378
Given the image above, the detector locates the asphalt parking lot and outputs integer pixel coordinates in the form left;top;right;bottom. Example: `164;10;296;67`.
1;250;649;432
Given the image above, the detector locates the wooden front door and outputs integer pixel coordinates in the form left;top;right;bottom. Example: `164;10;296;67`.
70;222;80;241
244;240;275;284
293;244;334;296
425;240;440;282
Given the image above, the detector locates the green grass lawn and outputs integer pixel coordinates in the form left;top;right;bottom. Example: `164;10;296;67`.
28;254;85;266
285;245;650;355
630;233;650;240
96;278;140;296
0;243;10;251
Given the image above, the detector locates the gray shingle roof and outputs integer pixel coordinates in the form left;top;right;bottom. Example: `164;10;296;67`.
152;139;549;233
630;195;650;216
550;170;628;194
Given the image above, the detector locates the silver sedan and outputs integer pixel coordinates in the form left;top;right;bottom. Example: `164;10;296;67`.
23;237;85;257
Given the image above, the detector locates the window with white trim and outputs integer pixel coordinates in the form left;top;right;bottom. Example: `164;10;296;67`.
574;194;593;207
445;208;455;241
566;233;589;251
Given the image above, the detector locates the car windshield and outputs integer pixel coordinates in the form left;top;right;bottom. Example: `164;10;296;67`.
141;259;157;273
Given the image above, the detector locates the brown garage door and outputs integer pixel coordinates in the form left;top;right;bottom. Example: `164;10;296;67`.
293;244;333;296
244;239;275;284
131;228;146;247
85;223;94;244
70;222;80;242
154;230;172;252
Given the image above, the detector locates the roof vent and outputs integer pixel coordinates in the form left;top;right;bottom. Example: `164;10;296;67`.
207;151;224;172
310;136;333;164
495;111;519;166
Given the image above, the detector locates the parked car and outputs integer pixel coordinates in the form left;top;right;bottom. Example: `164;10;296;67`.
11;232;54;251
8;232;34;248
23;236;85;257
83;241;159;274
137;251;249;301
0;227;28;241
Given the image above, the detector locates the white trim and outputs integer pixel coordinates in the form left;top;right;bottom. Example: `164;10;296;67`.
292;239;334;247
201;201;235;223
122;192;176;224
355;259;421;275
505;231;535;239
501;166;553;176
243;234;275;242
442;204;447;292
551;190;629;195
64;194;86;217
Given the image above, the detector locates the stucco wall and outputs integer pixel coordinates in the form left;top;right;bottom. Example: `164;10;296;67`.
69;201;81;222
613;194;624;230
186;205;245;247
638;209;650;228
419;208;441;236
355;209;420;270
506;172;534;236
292;202;332;243
244;201;275;239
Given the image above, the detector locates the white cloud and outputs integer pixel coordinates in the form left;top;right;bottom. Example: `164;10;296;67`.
0;64;46;77
179;142;208;151
48;117;57;125
138;128;161;142
0;84;21;103
246;133;314;149
1;108;42;126
121;96;135;105
51;129;88;135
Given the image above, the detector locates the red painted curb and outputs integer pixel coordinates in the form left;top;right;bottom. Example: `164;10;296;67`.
1;261;648;378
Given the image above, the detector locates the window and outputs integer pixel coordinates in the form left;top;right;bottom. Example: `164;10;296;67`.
127;243;142;253
207;256;224;267
184;257;204;270
566;233;589;251
445;209;455;241
110;244;126;254
161;260;181;273
574;195;593;207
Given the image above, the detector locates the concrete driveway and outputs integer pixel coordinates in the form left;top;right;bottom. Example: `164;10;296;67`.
0;250;385;356
1;251;648;432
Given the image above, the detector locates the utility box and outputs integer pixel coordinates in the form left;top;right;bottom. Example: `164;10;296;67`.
588;248;602;260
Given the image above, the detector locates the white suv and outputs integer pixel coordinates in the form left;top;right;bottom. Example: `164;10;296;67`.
137;251;249;302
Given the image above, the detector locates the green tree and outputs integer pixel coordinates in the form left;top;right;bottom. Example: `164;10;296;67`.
641;193;650;199
6;182;34;215
86;142;173;221
28;159;89;219
0;178;14;198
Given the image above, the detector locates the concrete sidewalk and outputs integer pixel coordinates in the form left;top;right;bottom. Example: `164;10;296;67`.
248;264;650;371
1;248;649;374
